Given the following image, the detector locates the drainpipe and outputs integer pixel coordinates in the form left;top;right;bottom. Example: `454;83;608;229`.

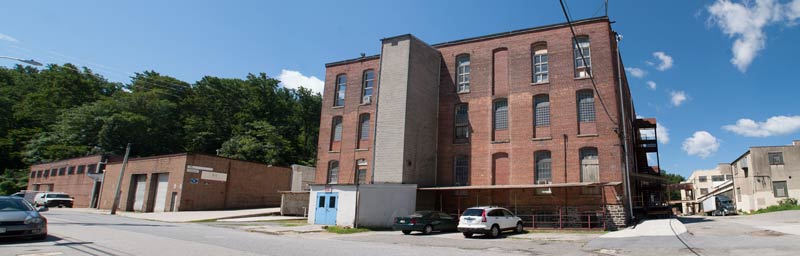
615;33;635;222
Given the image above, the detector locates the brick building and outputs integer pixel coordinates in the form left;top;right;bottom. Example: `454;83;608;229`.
97;153;291;212
27;155;115;208
314;17;663;228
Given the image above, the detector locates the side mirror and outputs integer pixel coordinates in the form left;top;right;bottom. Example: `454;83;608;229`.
37;206;49;212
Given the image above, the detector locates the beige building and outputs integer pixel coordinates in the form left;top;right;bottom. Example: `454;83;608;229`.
731;140;800;213
678;164;733;214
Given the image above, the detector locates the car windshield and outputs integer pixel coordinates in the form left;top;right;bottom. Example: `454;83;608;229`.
0;198;34;212
47;194;70;198
462;209;484;216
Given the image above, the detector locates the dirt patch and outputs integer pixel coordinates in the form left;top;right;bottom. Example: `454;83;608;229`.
749;230;786;237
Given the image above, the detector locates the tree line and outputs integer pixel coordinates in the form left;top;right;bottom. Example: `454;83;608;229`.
0;64;322;194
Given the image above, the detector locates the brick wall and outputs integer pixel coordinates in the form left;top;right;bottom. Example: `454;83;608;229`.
27;155;106;208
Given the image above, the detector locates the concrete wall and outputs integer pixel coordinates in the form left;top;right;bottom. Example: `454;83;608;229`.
291;165;316;191
402;36;441;187
27;155;108;208
281;192;310;216
356;184;417;227
733;144;800;212
307;185;358;227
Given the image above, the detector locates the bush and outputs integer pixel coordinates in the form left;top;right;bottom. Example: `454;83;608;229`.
779;198;798;207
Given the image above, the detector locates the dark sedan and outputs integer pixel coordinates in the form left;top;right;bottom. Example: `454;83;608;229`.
0;196;48;240
393;211;457;235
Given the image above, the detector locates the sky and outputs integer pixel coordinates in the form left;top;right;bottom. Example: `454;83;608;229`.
2;0;800;178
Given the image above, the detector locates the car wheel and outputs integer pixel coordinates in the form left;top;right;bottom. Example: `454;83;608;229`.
515;222;524;233
401;230;411;235
489;225;500;238
462;232;473;238
422;225;433;235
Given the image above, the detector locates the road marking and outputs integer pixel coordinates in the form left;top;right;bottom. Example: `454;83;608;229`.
17;252;63;256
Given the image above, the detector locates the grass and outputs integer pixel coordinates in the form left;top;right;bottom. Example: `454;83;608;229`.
751;205;800;214
266;219;309;227
324;226;371;234
189;218;219;223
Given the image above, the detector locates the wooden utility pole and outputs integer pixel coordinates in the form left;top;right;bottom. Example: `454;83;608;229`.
110;143;131;215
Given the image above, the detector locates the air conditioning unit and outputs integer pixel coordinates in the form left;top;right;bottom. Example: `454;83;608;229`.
362;95;372;104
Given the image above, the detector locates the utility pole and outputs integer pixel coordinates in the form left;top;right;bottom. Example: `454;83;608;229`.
110;143;132;215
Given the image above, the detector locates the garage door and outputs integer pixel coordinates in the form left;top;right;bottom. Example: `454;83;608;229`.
132;175;147;212
153;174;169;212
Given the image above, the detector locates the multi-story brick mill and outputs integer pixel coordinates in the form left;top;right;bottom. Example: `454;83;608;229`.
310;16;665;229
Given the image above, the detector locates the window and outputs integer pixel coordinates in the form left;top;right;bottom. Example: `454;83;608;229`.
36;170;43;178
454;104;469;142
534;95;550;127
711;175;724;182
725;174;733;180
361;70;374;104
494;99;508;131
773;181;788;197
77;165;85;174
87;164;97;174
454;155;469;186
318;196;325;208
577;90;596;122
44;170;49;177
535;151;552;184
30;171;36;178
456;55;470;93
573;36;592;78
768;152;784;165
356;168;367;184
67;166;75;175
532;44;549;83
698;176;707;182
58;167;66;176
700;188;708;195
327;161;339;184
329;197;336;208
334;74;346;106
580;148;599;182
737;187;742;202
331;116;343;142
358;114;370;141
50;169;57;176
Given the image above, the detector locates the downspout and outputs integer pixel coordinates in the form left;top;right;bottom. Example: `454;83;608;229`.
615;33;635;222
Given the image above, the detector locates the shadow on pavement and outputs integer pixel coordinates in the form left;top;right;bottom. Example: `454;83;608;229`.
676;217;715;224
53;222;175;227
0;234;62;245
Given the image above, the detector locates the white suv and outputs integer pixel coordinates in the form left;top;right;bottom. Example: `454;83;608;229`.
457;206;523;238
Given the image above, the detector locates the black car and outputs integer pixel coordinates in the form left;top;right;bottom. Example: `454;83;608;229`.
393;211;457;235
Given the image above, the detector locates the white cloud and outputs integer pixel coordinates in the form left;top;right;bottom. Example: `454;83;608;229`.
646;81;657;90
650;52;674;71
722;115;800;137
670;91;688;106
639;122;670;144
0;32;18;43
682;131;720;158
707;0;800;72
625;67;647;78
277;69;324;94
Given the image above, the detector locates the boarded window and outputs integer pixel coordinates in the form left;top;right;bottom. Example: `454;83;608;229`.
334;74;346;106
454;104;469;142
494;99;508;131
535;151;552;183
327;161;339;184
577;90;596;122
580;148;599;182
454;155;469;186
534;95;550;127
456;55;470;93
773;181;788;197
359;114;370;140
332;116;343;142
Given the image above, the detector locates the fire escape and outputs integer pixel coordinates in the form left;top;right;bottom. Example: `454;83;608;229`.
631;118;670;217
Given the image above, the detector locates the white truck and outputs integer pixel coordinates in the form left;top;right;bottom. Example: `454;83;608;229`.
702;195;736;216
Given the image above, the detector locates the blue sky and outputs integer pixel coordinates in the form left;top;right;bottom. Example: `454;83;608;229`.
2;0;799;178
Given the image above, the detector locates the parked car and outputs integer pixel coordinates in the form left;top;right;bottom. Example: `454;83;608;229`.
33;192;73;208
457;206;524;238
0;196;48;240
9;192;24;198
393;211;457;235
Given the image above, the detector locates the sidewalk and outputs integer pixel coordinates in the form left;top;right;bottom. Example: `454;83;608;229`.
54;207;280;222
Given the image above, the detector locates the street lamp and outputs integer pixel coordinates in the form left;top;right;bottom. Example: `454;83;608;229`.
0;56;43;66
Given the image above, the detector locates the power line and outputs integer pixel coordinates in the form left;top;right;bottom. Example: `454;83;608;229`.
558;0;618;124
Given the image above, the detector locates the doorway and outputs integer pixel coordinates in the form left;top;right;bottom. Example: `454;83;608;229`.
314;192;338;225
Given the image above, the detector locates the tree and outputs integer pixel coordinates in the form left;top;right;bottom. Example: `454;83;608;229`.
661;170;686;200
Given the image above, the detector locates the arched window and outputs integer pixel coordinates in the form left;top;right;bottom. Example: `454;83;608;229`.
580;147;599;182
493;99;509;131
456;55;471;93
577;90;596;123
573;36;591;78
454;155;469;186
334;74;346;106
361;70;374;104
331;116;343;142
534;95;550;127
327;161;339;184
532;43;549;83
535;151;552;184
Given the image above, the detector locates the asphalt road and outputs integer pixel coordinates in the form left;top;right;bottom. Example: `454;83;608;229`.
0;209;521;256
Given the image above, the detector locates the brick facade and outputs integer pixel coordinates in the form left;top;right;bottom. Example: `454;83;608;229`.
27;155;112;208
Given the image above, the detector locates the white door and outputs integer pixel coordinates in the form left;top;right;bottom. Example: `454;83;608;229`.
153;174;169;212
133;175;147;212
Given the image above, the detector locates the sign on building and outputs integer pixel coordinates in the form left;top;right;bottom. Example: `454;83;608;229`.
200;171;227;182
